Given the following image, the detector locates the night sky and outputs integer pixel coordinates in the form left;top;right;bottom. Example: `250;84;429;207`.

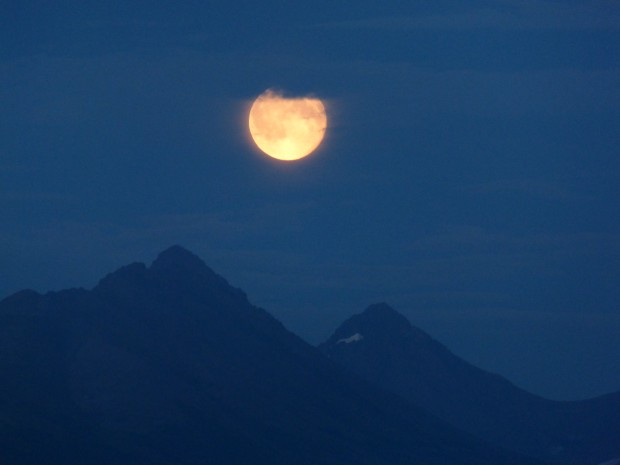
2;1;619;401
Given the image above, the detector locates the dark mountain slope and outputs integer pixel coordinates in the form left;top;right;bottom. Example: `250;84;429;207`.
319;303;620;465
0;247;539;465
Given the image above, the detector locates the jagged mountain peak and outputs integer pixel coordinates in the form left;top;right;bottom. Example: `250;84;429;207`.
91;246;247;307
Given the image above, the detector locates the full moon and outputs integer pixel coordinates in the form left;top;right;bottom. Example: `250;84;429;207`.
248;90;327;161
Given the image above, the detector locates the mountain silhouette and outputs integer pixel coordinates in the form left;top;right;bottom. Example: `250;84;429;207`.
319;303;620;465
0;247;540;465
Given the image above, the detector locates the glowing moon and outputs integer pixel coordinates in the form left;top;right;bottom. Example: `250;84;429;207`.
248;90;327;161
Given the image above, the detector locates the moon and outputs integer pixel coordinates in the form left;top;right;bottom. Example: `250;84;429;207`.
248;90;327;161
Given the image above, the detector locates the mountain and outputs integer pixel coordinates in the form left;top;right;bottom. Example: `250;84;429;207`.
0;246;540;465
319;303;620;465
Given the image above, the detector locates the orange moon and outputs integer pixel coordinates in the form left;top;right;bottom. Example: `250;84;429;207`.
248;90;327;161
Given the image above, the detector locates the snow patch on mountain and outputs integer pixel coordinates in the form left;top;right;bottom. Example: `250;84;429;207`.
338;333;364;344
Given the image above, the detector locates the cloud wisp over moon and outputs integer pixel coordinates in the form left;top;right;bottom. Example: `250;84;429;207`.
248;89;327;161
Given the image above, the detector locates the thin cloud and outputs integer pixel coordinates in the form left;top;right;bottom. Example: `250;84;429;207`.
0;191;74;203
317;1;620;31
464;178;592;202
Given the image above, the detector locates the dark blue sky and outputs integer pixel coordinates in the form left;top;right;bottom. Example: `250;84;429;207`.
2;0;619;400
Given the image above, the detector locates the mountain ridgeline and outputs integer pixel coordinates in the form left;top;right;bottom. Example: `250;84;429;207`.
319;303;620;465
0;246;539;465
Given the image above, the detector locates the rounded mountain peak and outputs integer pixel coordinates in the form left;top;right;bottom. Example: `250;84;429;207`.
148;246;247;302
150;245;207;272
323;303;412;345
149;245;224;284
361;303;412;328
322;303;440;350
